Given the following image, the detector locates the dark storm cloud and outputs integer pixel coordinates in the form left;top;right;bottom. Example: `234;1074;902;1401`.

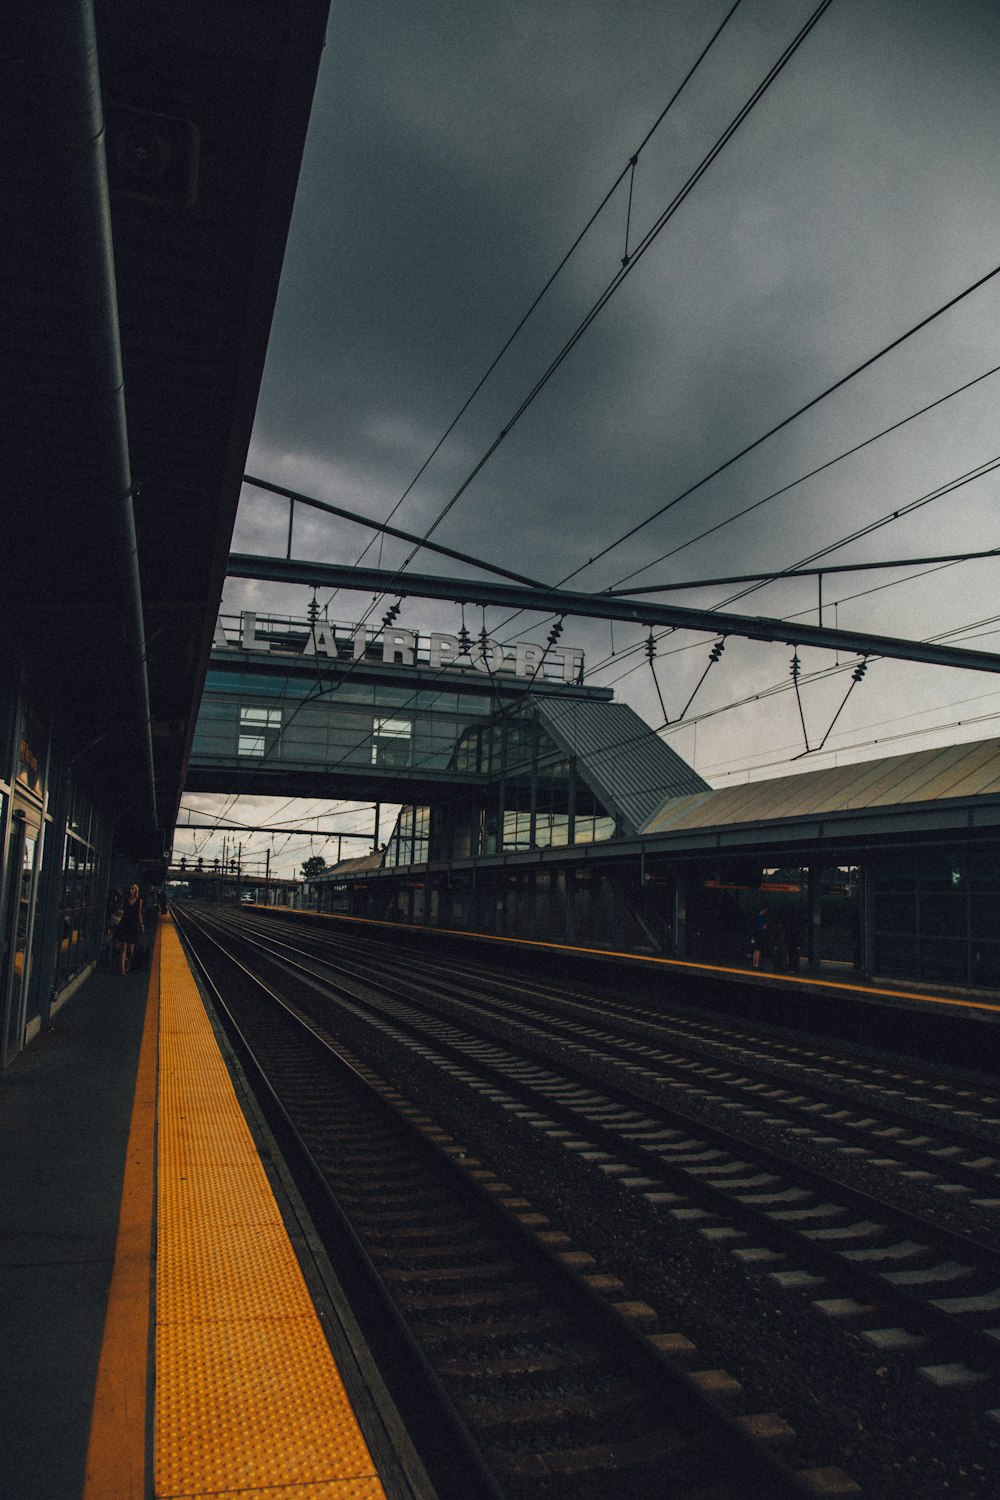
224;0;1000;840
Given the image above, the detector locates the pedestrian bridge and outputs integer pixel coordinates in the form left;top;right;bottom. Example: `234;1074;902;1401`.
186;611;709;859
187;611;606;803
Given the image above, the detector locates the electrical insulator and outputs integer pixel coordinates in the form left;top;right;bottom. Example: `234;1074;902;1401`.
709;639;725;664
790;652;801;682
852;659;868;683
645;631;656;662
457;624;472;654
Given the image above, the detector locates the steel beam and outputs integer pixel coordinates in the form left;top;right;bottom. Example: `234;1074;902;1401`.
227;554;1000;675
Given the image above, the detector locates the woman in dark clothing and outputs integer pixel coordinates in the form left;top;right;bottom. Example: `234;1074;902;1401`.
116;883;144;975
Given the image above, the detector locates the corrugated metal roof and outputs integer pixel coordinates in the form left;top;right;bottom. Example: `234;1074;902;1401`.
536;697;709;834
642;737;1000;836
324;852;384;875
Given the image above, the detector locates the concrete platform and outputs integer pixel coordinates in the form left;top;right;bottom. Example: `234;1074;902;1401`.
0;916;432;1500
0;947;149;1499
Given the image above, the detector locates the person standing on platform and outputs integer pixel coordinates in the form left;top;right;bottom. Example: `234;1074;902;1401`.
752;907;768;969
103;888;123;967
116;883;144;975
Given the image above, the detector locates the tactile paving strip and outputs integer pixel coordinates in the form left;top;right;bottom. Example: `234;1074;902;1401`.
155;919;386;1499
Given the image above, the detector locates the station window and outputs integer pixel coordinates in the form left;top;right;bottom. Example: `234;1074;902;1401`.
238;705;282;757
372;717;412;768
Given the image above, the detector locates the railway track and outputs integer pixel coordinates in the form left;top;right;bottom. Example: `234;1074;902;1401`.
174;906;842;1500
235;913;1000;1215
177;906;1000;1495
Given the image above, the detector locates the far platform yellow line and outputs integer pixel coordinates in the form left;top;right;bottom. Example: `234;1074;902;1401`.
293;908;1000;1017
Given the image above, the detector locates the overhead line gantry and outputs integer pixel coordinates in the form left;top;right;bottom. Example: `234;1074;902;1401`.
227;554;1000;676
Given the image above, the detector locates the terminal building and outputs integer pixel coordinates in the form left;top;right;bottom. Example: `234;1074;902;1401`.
320;733;1000;993
189;613;1000;995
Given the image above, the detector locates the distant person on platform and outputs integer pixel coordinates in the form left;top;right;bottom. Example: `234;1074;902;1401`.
116;883;144;975
104;888;122;966
752;907;768;969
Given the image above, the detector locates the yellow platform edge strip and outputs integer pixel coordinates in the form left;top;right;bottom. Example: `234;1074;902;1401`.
154;917;386;1500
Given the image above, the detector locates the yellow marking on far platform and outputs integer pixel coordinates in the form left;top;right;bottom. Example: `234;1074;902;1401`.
311;911;1000;1016
155;920;386;1498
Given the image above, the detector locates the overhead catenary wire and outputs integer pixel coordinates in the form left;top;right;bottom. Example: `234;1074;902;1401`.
211;46;1000;870
387;0;836;581
245;10;995;714
794;657;868;758
285;0;836;666
704;678;1000;780
317;0;750;614
609;361;1000;591
719;453;1000;609
589;451;1000;686
559;262;1000;591
606;546;1000;596
706;705;1000;781
477;356;1000;657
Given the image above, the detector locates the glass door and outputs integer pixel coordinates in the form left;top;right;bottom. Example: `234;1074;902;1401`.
2;808;40;1066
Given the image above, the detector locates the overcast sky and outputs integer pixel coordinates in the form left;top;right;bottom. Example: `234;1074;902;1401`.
177;0;1000;879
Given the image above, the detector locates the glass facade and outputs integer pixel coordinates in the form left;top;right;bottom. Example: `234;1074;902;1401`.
870;849;1000;987
238;706;282;757
52;775;110;992
385;806;431;867
193;670;499;776
384;707;617;865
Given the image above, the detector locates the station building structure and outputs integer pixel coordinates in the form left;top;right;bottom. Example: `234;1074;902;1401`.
320;733;1000;992
188;613;1000;994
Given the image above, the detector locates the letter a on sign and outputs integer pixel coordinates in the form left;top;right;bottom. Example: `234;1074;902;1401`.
311;622;339;659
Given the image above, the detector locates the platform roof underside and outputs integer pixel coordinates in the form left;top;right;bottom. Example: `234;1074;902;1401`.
2;0;330;854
